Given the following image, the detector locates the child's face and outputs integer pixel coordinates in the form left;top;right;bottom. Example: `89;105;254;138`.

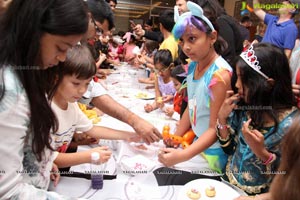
172;77;182;92
154;63;171;78
39;33;83;69
179;26;216;62
235;66;248;102
56;74;92;103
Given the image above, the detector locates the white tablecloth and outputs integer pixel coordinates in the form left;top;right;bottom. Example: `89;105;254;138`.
49;63;247;199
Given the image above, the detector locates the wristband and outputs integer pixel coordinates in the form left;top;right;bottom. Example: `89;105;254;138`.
217;119;229;130
216;123;231;142
263;153;274;165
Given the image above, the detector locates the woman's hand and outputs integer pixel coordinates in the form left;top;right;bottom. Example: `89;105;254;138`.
50;163;60;187
218;90;239;122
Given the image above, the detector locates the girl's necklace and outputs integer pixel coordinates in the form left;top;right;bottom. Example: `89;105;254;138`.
194;54;218;79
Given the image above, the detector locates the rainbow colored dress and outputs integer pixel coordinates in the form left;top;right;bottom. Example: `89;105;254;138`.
187;56;232;173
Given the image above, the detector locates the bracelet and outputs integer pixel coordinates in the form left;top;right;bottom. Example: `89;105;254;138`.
217;119;230;130
220;139;231;147
216;127;230;142
216;119;230;141
263;153;274;165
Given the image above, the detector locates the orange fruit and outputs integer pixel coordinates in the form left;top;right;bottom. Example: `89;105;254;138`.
163;125;170;131
182;129;195;144
162;130;170;138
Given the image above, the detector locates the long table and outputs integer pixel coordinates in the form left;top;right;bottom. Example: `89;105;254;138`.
49;63;246;199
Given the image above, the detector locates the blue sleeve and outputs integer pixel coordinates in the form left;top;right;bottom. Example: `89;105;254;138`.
264;13;275;26
188;61;196;76
283;25;298;50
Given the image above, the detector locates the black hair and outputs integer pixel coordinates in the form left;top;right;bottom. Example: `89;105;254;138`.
145;18;153;26
106;0;117;4
236;43;295;132
241;15;251;23
190;0;226;17
154;49;173;67
144;39;159;54
117;30;126;38
171;65;186;84
174;46;188;67
86;0;115;30
159;10;175;33
0;0;88;161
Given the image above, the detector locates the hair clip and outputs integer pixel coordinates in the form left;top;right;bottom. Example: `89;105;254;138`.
177;72;187;77
240;45;269;80
174;1;215;31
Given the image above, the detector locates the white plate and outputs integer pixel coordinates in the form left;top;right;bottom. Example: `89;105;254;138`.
177;179;240;200
134;91;155;100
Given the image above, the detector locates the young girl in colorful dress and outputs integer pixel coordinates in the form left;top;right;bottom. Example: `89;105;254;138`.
217;43;298;196
164;64;188;120
144;49;176;113
123;32;138;64
158;2;231;173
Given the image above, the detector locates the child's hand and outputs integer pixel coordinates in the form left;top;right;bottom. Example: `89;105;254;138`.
136;54;146;65
164;107;174;117
162;95;173;103
163;135;180;148
158;148;184;167
90;146;112;164
218;90;239;121
242;119;266;156
156;97;164;108
50;163;60;187
144;103;154;113
74;133;99;145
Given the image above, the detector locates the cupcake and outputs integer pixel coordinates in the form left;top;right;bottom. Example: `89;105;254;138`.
186;188;201;200
205;186;216;197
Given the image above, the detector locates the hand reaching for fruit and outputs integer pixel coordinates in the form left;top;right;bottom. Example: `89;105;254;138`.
162;124;195;149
